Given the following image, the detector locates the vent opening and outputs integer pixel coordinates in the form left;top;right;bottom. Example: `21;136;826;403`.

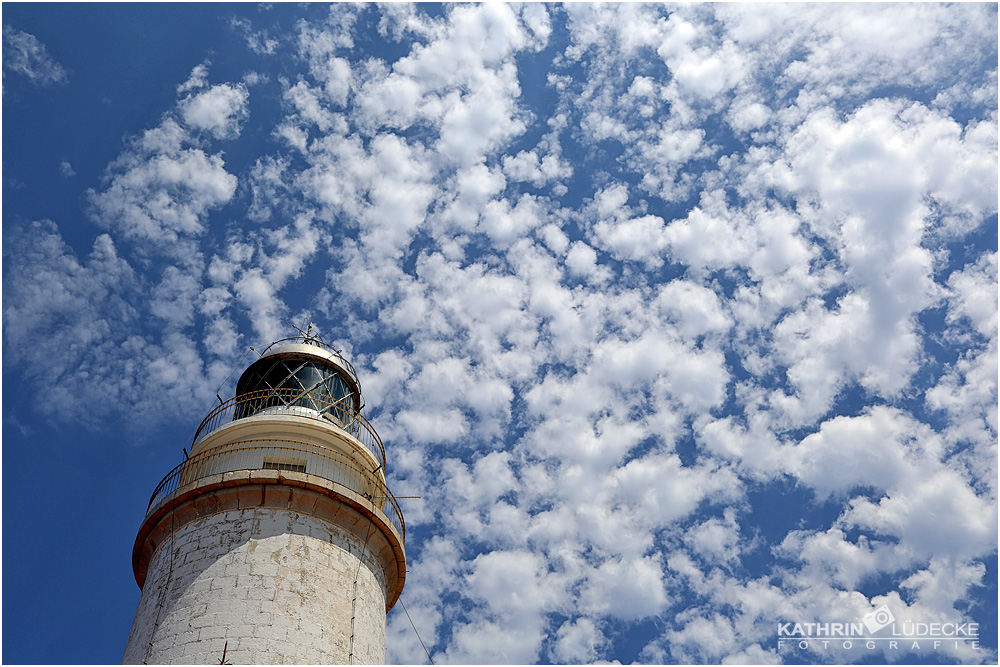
262;457;307;473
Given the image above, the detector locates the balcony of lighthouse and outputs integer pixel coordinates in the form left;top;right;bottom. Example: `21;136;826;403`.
190;386;386;474
143;438;406;542
141;380;404;537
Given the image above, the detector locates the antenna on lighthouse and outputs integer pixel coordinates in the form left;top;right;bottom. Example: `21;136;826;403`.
292;315;320;346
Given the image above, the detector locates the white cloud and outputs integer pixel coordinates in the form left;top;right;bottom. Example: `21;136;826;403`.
202;315;240;359
260;213;323;286
434;65;528;167
778;527;913;592
665;41;747;100
3;221;136;366
396;408;468;445
150;266;201;329
177;62;210;94
661;205;747;273
719;3;996;106
2;221;220;431
943;251;998;340
377;3;443;43
479;193;543;247
283;79;338;131
562;3;664;61
537;223;569;256
551;617;602;664
88;67;254;254
593;214;670;267
579;555;668;620
234;268;283;343
247;156;290;222
564;240;599;279
925;337;998;459
436;163;506;234
440;549;560;664
179;82;250;139
727;98;771;133
502;148;573;188
781;408;941;498
2;26;67;84
230;16;279;55
654;280;732;342
686;509;742;564
88;118;238;250
353;4;536;168
519;3;552;48
663;613;740;663
297;4;359;58
842;469;997;560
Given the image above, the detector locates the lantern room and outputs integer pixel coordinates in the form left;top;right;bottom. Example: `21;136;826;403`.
233;340;363;430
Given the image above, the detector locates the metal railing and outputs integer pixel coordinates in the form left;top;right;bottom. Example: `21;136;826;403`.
191;388;385;471
146;440;405;543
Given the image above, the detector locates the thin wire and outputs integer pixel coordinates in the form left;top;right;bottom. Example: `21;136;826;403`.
214;346;256;402
348;482;379;664
144;499;178;664
398;596;434;665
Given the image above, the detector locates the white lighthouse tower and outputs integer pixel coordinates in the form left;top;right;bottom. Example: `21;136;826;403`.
122;329;406;664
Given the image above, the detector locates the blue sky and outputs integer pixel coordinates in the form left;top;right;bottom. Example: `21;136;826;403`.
2;3;997;664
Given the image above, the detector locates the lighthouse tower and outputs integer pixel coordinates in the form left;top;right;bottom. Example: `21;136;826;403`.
122;330;405;664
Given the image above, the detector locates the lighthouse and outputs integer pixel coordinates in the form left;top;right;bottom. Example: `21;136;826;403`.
122;330;406;664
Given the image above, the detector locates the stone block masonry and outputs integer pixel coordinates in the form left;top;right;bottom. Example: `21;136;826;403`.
122;507;387;665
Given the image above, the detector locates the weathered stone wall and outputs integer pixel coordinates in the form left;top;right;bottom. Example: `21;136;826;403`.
122;507;387;664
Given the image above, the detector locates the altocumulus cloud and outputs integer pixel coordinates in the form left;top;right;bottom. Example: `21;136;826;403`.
3;4;997;664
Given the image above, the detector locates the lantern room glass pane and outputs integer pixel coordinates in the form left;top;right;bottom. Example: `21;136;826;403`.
235;358;354;420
